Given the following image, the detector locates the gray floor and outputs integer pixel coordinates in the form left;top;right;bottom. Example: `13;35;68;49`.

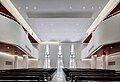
51;68;66;82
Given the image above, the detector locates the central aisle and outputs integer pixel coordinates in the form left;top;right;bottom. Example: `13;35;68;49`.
50;45;67;82
51;68;66;82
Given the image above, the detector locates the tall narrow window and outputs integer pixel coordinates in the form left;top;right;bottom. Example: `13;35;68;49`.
69;44;76;68
44;44;51;68
57;45;64;69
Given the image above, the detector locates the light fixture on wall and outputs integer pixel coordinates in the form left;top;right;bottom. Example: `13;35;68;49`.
14;55;23;59
81;58;92;61
0;52;13;57
41;41;60;44
102;55;105;57
28;58;38;61
0;52;24;59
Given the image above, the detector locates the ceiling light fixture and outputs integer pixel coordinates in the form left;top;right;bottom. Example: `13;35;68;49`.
88;23;90;26
83;6;85;9
34;6;36;10
86;0;119;35
40;41;60;44
25;6;28;10
0;0;41;43
7;47;10;49
28;58;38;60
0;52;13;57
99;6;101;9
18;7;21;10
69;6;72;9
92;6;94;9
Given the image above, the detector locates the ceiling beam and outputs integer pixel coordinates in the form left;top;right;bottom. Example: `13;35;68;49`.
0;0;41;44
86;0;120;35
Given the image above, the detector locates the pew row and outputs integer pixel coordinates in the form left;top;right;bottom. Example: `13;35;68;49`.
0;68;57;82
63;68;120;82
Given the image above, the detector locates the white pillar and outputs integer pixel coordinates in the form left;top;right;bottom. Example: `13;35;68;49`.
13;55;18;69
103;55;108;69
23;55;28;68
91;55;97;69
105;55;108;69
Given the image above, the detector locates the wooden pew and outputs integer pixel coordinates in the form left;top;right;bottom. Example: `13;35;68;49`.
0;75;42;82
63;68;115;81
0;72;46;82
0;68;57;82
75;74;120;82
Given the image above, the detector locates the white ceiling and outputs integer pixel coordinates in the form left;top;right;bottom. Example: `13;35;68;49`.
11;0;109;42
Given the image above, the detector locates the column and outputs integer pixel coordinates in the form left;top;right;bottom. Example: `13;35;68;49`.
23;55;28;68
103;55;108;69
91;55;97;69
13;55;18;69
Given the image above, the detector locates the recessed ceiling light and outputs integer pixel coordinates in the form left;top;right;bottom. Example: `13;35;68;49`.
34;6;37;10
110;47;113;49
92;6;94;9
7;47;10;49
99;6;101;9
83;6;85;9
18;7;21;10
26;6;28;10
69;6;72;9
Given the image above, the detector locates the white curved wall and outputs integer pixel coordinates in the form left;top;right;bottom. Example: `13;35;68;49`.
81;13;120;58
0;15;39;58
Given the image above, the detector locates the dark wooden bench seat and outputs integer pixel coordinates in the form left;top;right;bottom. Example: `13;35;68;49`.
71;73;120;81
63;68;117;81
75;74;120;82
0;75;41;82
0;68;57;82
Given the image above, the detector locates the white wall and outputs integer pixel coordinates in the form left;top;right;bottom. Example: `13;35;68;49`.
0;53;14;70
108;54;120;70
28;59;38;68
0;51;40;69
0;52;26;69
37;43;81;68
82;13;120;59
77;59;91;68
17;57;24;69
0;15;39;58
96;57;104;69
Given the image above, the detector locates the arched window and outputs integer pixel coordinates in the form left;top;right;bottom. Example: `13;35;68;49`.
57;45;64;69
